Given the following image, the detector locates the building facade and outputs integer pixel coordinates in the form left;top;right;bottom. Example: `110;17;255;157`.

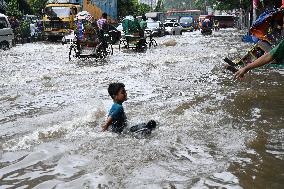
83;0;117;20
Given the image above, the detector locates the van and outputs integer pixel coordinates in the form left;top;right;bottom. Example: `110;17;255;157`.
0;13;14;50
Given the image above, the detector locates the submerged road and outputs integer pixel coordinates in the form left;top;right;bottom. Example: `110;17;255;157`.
0;29;284;189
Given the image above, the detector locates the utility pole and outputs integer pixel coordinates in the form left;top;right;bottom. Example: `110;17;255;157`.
204;0;207;14
252;0;258;22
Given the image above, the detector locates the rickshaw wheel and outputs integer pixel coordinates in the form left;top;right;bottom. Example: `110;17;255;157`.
148;38;157;48
107;44;113;55
69;45;78;61
96;42;108;59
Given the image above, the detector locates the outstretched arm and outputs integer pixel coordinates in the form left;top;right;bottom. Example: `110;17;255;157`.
234;52;274;79
101;116;112;132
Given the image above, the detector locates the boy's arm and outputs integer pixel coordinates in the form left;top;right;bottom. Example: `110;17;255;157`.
101;116;112;132
234;52;274;79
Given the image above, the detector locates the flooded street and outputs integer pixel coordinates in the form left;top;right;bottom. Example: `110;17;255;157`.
0;29;283;189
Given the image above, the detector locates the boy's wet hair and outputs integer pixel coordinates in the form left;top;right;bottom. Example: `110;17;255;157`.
102;12;108;19
108;83;125;99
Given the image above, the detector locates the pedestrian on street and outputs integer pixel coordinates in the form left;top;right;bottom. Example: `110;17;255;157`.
234;39;284;79
140;15;147;31
30;21;37;42
139;15;147;37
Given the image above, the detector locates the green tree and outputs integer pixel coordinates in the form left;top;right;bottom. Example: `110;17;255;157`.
28;0;48;16
137;3;151;15
118;0;139;19
118;0;152;19
210;0;251;10
154;0;165;12
6;0;22;17
163;0;252;11
164;0;193;10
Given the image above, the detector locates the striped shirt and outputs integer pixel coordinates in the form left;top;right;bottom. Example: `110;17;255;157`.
97;18;107;30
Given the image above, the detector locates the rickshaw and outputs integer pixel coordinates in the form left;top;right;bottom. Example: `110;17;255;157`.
224;8;284;72
68;19;113;61
118;16;157;51
224;41;273;73
118;16;146;51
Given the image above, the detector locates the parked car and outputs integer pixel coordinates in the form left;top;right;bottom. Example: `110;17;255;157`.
0;13;14;50
164;22;183;35
146;20;165;37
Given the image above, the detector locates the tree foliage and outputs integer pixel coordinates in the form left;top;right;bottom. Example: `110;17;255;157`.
190;0;251;11
154;0;165;12
117;0;151;20
164;0;194;10
164;0;282;11
6;0;22;17
211;0;251;10
6;0;36;17
118;0;137;19
28;0;48;16
137;3;151;16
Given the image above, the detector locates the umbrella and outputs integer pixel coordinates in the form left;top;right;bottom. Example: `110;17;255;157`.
75;11;93;21
250;8;283;43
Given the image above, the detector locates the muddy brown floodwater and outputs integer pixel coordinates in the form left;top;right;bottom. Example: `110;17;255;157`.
0;29;283;189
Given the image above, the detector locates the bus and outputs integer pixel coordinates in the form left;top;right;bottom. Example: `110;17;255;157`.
213;15;235;28
199;15;235;28
43;3;81;40
166;10;201;21
179;16;194;31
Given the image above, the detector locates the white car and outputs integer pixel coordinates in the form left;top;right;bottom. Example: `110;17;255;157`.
164;22;183;35
0;13;14;50
62;30;76;45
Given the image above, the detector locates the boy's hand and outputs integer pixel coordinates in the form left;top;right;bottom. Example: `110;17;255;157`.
101;117;112;132
234;67;247;80
101;125;107;132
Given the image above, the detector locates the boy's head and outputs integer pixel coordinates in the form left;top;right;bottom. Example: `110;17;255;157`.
102;12;108;19
108;83;126;101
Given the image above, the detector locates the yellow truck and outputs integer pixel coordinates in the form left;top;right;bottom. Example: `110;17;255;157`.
42;3;81;40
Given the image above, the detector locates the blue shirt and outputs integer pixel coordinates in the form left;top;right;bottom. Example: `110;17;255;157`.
108;103;127;133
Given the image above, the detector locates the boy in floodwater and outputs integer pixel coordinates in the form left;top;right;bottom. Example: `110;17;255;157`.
101;82;127;133
101;82;156;135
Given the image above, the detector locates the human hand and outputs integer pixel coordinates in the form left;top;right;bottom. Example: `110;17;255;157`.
101;125;107;132
234;67;247;80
